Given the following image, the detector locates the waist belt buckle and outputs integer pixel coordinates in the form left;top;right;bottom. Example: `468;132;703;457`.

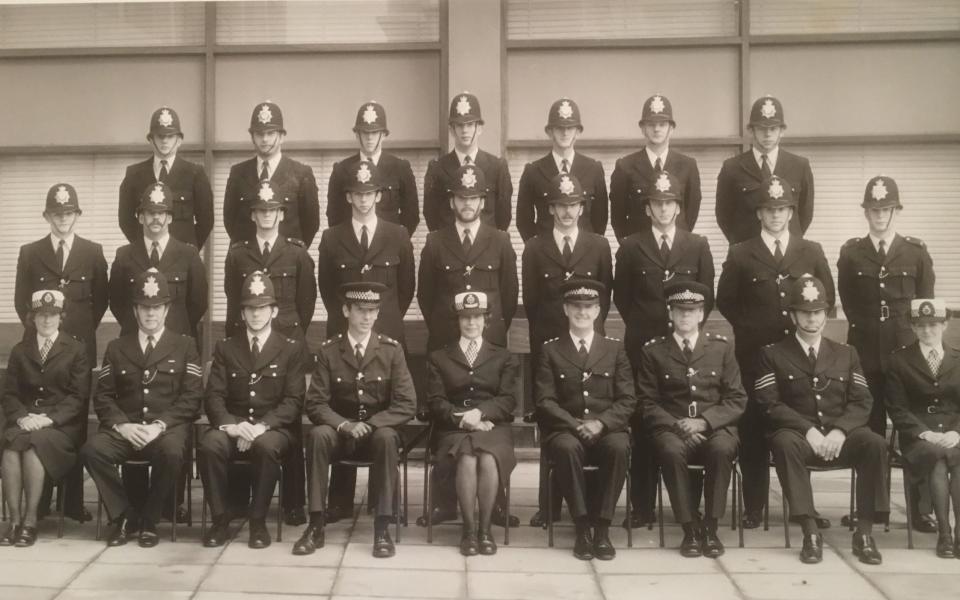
463;399;472;408
688;401;698;418
880;305;890;320
927;405;938;414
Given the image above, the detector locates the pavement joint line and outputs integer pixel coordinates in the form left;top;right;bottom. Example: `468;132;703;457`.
188;514;235;600
51;537;109;600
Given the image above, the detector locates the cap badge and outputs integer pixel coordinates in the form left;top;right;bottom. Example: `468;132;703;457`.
558;100;574;119
559;175;575;196
356;163;372;184
258;182;274;201
55;185;70;204
650;95;665;114
143;276;160;298
464;293;478;305
249;274;266;296
362;104;378;124
768;178;784;200
257;104;273;125
920;301;935;317
456;96;472;116
158;109;174;128
801;280;820;302
871;179;888;201
43;291;54;303
149;185;166;204
761;98;777;119
460;168;477;189
655;172;671;192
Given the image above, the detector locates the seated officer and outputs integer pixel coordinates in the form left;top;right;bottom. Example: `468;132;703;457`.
756;275;888;565
535;279;636;560
81;269;202;548
636;281;745;558
200;271;306;549
295;282;416;558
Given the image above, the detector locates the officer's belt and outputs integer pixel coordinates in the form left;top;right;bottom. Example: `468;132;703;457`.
333;400;383;422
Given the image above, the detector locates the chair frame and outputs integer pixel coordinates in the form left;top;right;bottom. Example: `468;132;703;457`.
779;464;856;548
655;461;745;549
886;430;915;549
199;457;285;542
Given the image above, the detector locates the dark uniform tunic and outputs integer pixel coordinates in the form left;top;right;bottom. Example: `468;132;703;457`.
838;234;934;433
423;150;512;232
223;156;320;246
886;342;960;474
536;335;636;521
418;224;518;351
426;341;519;487
2;334;90;481
119;156;214;250
303;333;416;516
200;332;306;520
81;331;203;523
755;336;888;520
636;333;745;523
517;153;608;241
609;149;702;239
327;153;419;237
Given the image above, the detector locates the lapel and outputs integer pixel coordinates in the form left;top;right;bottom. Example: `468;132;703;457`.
747;237;781;272
271;156;291;182
812;338;833;377
665;336;687;367
472;340;498;369
252;332;283;372
340;336;360;371
688;335;707;365
42;334;68;365
25;335;43;366
737;150;763;182
856;236;883;267
439;225;468;263
365;220;388;259
335;223;365;261
242;157;260;189
359;334;381;371
637;230;666;267
466;224;493;262
904;343;936;381
36;236;62;275
131;239;153;272
665;229;690;269
555;335;585;369
445;341;472;370
782;336;816;376
583;336;608;372
539;234;567;270
534;153;560;181
143;330;177;369
230;334;254;369
158;237;181;271
882;234;905;268
439;151;462;181
938;345;959;381
568;231;592;266
261;236;281;266
61;236;85;275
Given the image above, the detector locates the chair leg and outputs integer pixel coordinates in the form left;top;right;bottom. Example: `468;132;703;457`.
425;462;433;544
187;460;194;527
394;464;401;543
763;484;770;531
546;466;554;548
56;481;65;539
200;487;207;539
625;458;632;548
402;454;409;527
171;467;178;543
731;464;737;531
849;468;856;532
737;468;745;548
96;492;103;541
504;476;511;546
885;459;893;533
904;466;914;550
782;494;790;549
277;468;284;543
656;467;665;548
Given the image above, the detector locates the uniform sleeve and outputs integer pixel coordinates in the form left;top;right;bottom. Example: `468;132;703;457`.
193;165;215;250
262;341;306;430
797;158;815;235
478;353;519;424
534;347;581;432
416;240;436;319
516;164;538;242
754;346;815;434
500;234;519;325
917;242;935;297
426;354;458;427
811;242;836;311
187;249;209;331
326;163;346;228
596;347;638;432
884;357;928;442
836;245;856;319
397;230;415;316
223;250;242;338
14;246;32;326
299;165;321;247
367;346;416;429
612;242;633;317
521;243;540;317
159;341;203;428
204;341;237;428
831;347;873;434
93;346;130;428
422;160;444;232
297;248;318;334
715;247;740;325
108;249;133;332
91;244;109;328
316;232;338;316
598;237;614;323
609;158;629;241
590;161;609;236
714;162;736;243
699;342;746;431
495;157;513;231
223;168;242;243
304;349;347;428
1;351;29;423
118;167;140;245
399;159;420;237
45;345;90;426
698;237;716;320
636;347;677;432
684;158;703;232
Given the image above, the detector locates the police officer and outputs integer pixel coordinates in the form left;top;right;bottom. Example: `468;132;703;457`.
715;95;814;244
119;107;214;250
81;269;203;548
200;272;306;549
423;92;512;231
610;94;702;240
716;175;834;529
838;175;937;532
636;281;745;558
294;282;416;558
326;101;419;236
14;183;108;521
755;275;887;565
517;98;608;240
110;182;208;342
536;280;636;561
223;101;320;246
419;164;518;352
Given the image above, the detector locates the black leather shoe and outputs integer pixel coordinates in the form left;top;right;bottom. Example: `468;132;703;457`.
0;524;21;546
162;504;189;524
106;517;136;547
913;513;938;533
138;520;159;548
65;506;93;523
852;533;882;565
460;529;479;556
592;525;615;560
283;506;307;526
530;509;548;529
840;513;858;529
324;505;353;524
14;525;37;547
742;511;763;530
490;505;519;528
416;506;458;528
573;527;594;561
680;530;702;558
935;534;954;558
815;516;832;530
621;510;653;529
478;528;497;555
373;529;395;558
248;519;271;549
800;533;823;564
203;517;231;548
292;524;325;556
702;529;725;558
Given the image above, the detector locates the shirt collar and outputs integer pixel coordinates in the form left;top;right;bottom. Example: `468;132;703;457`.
362;149;382;165
919;340;944;359
753;146;779;170
256;153;282;178
144;233;171;256
247;327;271;350
760;229;789;255
868;231;896;252
672;331;699;351
138;328;165;351
458;219;481;242
552;149;575;172
553;227;579;251
794;333;822;357
459;336;482;355
455;148;478;166
256;231;279;250
37;330;59;350
652;225;676;248
153;154;176;177
645;146;669;167
569;329;595;352
50;232;75;253
352;216;378;243
347;330;372;353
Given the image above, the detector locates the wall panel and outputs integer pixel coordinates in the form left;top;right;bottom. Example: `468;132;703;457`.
751;0;960;35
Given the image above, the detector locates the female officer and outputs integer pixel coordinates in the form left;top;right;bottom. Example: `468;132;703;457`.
1;290;89;546
426;291;518;556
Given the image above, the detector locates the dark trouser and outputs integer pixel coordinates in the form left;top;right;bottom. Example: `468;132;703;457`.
740;392;770;516
199;429;292;520
770;427;890;521
627;415;656;520
653;429;738;524
543;431;629;521
81;425;189;523
306;425;400;518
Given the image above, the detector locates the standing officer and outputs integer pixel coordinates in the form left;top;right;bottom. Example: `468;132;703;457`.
15;183;108;521
119;107;214;250
522;172;612;528
837;175;937;531
516;98;608;240
636;281;745;558
716;175;834;528
423;92;512;231
536;279;636;560
610;94;702;240
326;101;419;236
110;182;208;342
200;271;306;549
715;95;814;245
223;101;320;246
295;282;416;558
418;164;518;352
81;269;203;548
756;275;887;565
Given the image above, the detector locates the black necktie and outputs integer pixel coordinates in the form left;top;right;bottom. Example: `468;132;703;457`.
761;154;772;179
251;336;260;361
878;239;886;262
150;241;161;267
159;159;168;182
578;339;588;359
462;228;472;253
463;155;472;166
56;239;65;273
355;343;364;365
562;235;573;262
774;239;784;262
561;158;569;174
654;157;662;172
262;240;270;258
808;346;817;369
144;335;155;360
360;225;369;255
660;234;670;260
683;338;693;363
260;161;270;181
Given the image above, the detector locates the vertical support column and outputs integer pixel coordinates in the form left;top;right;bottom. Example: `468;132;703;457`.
739;0;752;152
202;1;217;363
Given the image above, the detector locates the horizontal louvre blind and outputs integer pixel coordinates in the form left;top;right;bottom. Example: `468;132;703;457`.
506;0;739;40
751;0;960;35
216;0;440;44
0;3;204;49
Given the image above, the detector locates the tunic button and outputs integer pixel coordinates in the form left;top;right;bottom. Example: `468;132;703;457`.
784;329;790;335
879;283;885;288
781;310;788;316
934;398;940;403
143;407;148;413
583;391;589;397
780;292;785;298
815;394;822;400
468;371;474;375
144;370;150;376
250;391;256;397
38;387;44;392
465;285;472;290
251;374;256;380
584;408;590;415
249;408;254;414
880;300;886;306
358;389;364;395
934;382;939;387
818;411;823;417
143;389;150;394
690;385;697;391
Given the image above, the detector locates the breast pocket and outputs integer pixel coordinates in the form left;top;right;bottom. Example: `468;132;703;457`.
378;175;401;217
173;188;194;221
367;253;401;286
158;360;184;395
270;270;297;301
61;274;93;302
585;369;614;399
467;262;500;291
885;265;917;299
166;271;188;300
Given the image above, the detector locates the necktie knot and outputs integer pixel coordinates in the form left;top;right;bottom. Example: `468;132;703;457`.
654;157;662;172
150;240;161;267
260;161;269;181
263;241;270;256
561;158;569;173
774;239;784;261
660;234;670;258
59;239;65;248
761;153;772;178
808;346;817;366
463;155;472;165
578;339;588;357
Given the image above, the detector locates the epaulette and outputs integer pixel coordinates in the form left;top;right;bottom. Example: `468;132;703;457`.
604;336;621;342
842;237;860;248
902;236;925;247
285;337;297;344
705;332;728;343
377;334;398;346
543;337;559;345
321;334;343;347
230;240;248;250
644;336;667;347
286;237;304;247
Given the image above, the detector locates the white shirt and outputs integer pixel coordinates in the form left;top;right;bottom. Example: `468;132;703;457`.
49;233;75;265
144;233;171;259
37;331;59;352
869;232;896;254
247;328;271;352
552;150;576;173
569;330;595;353
256;231;279;255
645;146;669;169
362;149;382;166
153;155;176;180
795;334;822;360
352;216;378;246
347;330;372;358
760;229;790;257
672;331;699;352
455;148;478;166
256;153;282;180
652;225;677;250
138;328;165;354
553;228;579;253
753;146;780;172
919;340;944;362
458;219;481;245
459;336;482;355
